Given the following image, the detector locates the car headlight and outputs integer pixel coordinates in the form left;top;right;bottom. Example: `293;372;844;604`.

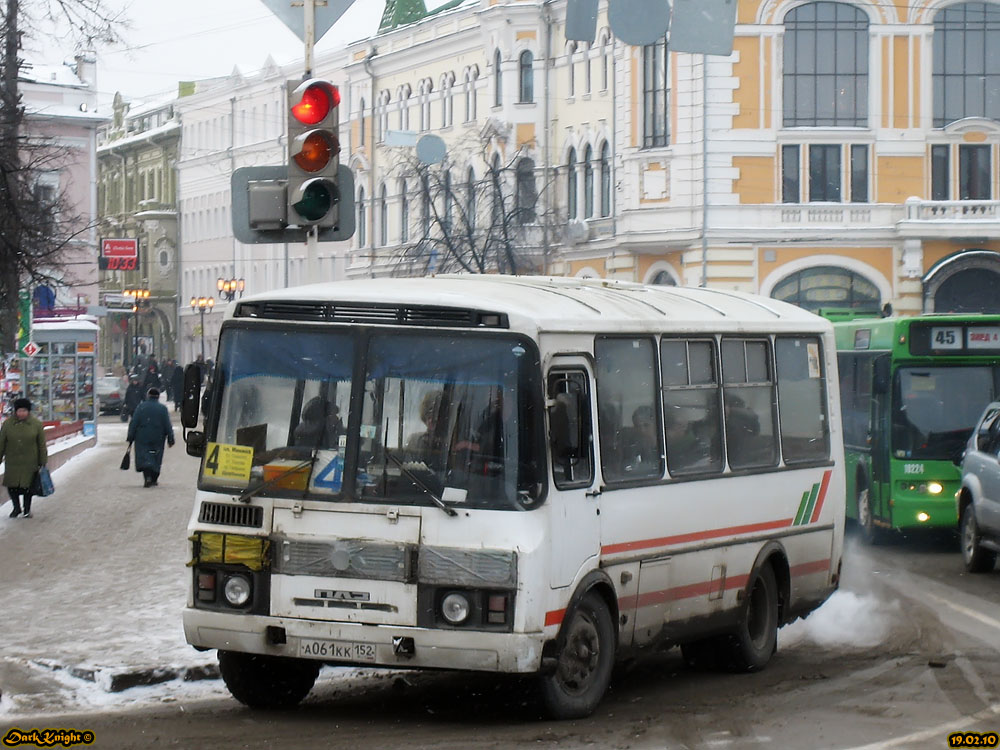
441;592;471;625
223;574;252;607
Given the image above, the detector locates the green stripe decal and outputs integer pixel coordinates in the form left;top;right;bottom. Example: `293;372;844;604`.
801;483;821;525
794;491;811;526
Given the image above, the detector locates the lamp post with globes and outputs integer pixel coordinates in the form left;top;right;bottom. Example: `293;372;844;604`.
124;288;150;368
217;277;246;302
190;296;215;361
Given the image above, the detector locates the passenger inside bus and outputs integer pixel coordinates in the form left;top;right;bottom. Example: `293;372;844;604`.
619;405;662;477
664;408;704;473
293;396;345;449
405;390;448;467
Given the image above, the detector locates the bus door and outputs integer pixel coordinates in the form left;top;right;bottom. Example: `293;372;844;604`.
546;361;600;589
870;354;892;522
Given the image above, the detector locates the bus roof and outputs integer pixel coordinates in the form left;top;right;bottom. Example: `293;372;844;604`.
832;313;1000;352
225;275;830;335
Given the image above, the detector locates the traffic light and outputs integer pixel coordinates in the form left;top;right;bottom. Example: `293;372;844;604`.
287;78;341;228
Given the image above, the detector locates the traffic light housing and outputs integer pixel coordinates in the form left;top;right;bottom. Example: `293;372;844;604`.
287;78;341;228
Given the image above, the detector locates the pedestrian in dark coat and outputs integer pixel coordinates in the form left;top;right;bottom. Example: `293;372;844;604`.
170;366;184;412
122;375;144;422
127;388;175;487
0;398;48;518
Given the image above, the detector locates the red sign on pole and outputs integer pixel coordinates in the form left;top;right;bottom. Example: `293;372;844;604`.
101;238;138;271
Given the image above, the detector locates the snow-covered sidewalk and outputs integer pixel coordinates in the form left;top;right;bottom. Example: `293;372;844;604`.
0;417;220;717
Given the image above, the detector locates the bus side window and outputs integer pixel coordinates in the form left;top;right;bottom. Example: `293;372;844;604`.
547;371;594;489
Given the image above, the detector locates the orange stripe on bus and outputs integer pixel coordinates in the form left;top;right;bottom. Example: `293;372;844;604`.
809;470;833;524
601;518;794;556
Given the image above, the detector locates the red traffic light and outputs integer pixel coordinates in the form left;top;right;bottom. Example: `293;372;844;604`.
290;81;341;125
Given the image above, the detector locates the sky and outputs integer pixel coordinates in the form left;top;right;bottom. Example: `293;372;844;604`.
23;0;390;109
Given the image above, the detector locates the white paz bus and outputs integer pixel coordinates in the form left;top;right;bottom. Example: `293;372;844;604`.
180;275;845;719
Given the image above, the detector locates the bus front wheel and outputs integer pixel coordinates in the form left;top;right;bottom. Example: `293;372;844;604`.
857;487;883;545
723;563;778;672
539;591;615;720
218;650;320;709
961;506;997;573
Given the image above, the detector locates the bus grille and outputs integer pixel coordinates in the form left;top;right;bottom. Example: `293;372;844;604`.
198;502;264;528
274;538;415;582
234;301;508;329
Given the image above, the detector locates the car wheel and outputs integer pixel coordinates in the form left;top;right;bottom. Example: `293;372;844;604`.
539;591;616;720
218;650;320;709
721;563;779;672
960;506;996;573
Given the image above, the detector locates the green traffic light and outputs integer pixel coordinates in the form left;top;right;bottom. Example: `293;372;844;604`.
293;181;333;222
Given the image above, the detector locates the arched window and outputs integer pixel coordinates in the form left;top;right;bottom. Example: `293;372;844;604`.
519;51;534;103
601;34;611;91
933;3;1000;127
567;42;577;97
650;270;676;286
491;153;503;224
771;266;880;312
516;157;537;225
783;2;869;127
583;144;594;218
359;98;366;146
642;36;669;147
466;167;476;232
421;174;431;236
567;148;578;220
443;171;453;231
584;43;592;94
494;50;503;107
399;179;410;244
599;141;611;217
357;186;366;247
379;184;388;246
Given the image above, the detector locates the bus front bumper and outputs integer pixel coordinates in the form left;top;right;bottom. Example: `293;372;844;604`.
888;493;958;529
184;608;546;674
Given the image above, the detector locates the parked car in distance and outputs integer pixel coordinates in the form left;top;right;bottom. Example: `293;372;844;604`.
957;401;1000;572
96;375;126;415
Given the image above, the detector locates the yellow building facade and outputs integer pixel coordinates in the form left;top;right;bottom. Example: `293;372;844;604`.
344;0;1000;314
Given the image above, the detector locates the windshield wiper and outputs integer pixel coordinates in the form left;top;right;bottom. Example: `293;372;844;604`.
237;454;316;504
383;450;458;517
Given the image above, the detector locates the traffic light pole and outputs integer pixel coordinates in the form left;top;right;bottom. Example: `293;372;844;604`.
303;0;316;78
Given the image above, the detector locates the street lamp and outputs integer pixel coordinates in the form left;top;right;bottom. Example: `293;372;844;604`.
124;288;150;367
217;277;246;302
190;296;215;361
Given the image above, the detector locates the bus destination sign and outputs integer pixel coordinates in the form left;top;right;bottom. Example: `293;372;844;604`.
911;323;1000;355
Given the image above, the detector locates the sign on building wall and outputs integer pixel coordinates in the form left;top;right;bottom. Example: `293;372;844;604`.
100;238;138;271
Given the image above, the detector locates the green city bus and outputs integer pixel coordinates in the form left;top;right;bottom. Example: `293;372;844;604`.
831;313;1000;542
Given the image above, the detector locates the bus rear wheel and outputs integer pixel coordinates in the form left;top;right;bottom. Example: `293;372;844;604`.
961;506;997;573
722;563;778;672
218;650;320;709
539;591;615;720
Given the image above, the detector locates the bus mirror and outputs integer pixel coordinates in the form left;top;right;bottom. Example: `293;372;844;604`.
181;364;203;429
873;356;890;394
549;392;583;459
185;430;206;458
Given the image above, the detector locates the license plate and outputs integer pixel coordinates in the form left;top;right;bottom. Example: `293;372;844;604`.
299;639;377;662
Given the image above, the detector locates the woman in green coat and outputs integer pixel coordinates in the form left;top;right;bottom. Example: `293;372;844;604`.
0;397;48;518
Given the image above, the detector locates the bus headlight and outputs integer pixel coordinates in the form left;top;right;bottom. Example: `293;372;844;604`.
441;592;471;625
927;482;943;495
916;512;930;523
223;574;252;607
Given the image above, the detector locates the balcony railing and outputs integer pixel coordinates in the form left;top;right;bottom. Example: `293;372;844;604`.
903;197;1000;221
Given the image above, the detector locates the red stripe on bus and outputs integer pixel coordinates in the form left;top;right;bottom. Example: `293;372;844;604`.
545;609;566;627
809;470;833;523
789;559;831;577
601;518;794;556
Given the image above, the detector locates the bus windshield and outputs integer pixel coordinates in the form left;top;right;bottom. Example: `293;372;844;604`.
204;326;546;511
892;366;1000;461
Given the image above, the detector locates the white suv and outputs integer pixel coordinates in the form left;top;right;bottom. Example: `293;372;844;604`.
958;401;1000;573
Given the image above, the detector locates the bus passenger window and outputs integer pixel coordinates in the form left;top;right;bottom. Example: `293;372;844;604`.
548;371;594;488
776;337;830;463
595;337;663;482
722;339;778;470
660;339;724;476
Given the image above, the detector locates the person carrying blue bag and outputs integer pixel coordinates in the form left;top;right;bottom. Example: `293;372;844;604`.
127;387;174;488
0;398;48;519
